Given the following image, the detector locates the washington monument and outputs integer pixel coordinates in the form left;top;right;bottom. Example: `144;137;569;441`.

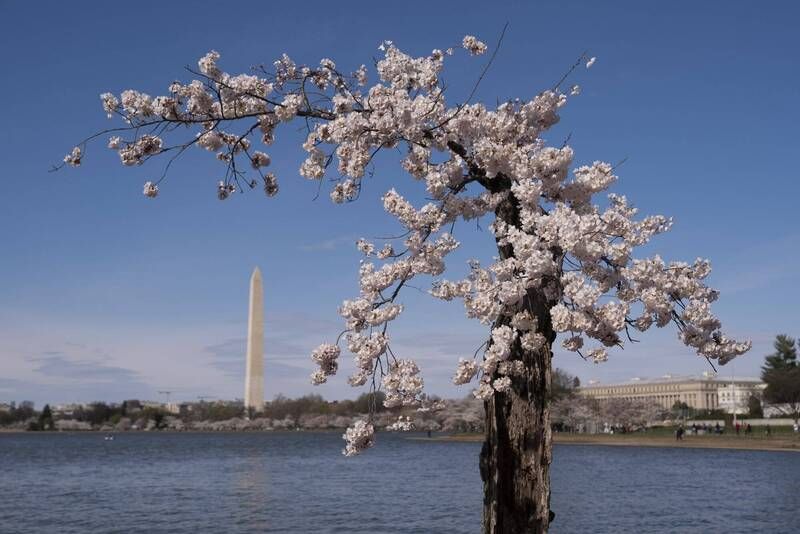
244;267;264;411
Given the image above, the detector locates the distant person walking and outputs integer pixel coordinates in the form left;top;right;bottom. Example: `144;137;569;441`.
765;425;771;436
735;422;741;435
745;424;752;436
793;422;798;433
676;425;684;441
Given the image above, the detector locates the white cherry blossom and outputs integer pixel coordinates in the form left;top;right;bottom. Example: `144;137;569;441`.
142;181;159;198
342;420;374;456
65;34;749;456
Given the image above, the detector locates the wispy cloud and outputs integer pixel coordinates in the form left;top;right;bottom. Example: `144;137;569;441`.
27;353;142;383
3;353;156;404
298;235;356;252
204;337;310;379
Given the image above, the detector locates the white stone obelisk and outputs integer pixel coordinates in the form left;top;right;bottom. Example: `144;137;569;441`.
244;267;264;412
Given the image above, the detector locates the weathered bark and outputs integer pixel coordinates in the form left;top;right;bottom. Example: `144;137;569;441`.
479;185;558;533
480;299;555;533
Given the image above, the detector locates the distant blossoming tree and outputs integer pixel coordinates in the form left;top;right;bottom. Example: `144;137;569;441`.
62;32;750;533
550;395;596;432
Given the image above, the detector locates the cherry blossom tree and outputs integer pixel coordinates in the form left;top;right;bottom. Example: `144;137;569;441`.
551;395;596;432
598;398;666;430
61;32;750;533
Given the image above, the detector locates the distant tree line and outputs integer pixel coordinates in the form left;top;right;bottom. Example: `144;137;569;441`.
761;334;800;422
0;401;36;426
2;374;577;432
259;392;388;420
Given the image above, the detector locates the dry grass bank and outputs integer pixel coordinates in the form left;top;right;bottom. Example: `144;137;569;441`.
420;432;800;452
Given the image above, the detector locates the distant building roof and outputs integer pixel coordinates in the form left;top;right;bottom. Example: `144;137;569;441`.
581;374;762;389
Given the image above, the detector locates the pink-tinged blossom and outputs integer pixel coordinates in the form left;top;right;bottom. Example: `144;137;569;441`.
376;244;394;259
310;343;340;384
521;331;546;351
198;50;222;78
275;94;302;121
100;92;119;118
550;304;572;332
511;311;537;332
310;369;328;385
453;358;479;385
330;179;357;203
120;90;154;118
142;181;159;198
117;135;162;166
63;147;82;167
473;378;494;400
354;64;368;86
586;57;597;68
386;416;414;431
488;325;517;361
383;359;424;408
342;420;375;456
589;348;608;364
493;376;513;393
356;239;374;256
497;360;526;377
217;181;235;200
250;151;271;168
417;395;446;413
197;131;225;152
263;173;278;197
462;35;487;55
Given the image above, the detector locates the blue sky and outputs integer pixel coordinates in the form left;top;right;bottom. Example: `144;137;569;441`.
1;0;798;406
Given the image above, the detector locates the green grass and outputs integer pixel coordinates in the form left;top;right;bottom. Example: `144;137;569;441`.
634;425;797;438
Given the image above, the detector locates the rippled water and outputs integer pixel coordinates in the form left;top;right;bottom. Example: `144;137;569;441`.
0;432;798;533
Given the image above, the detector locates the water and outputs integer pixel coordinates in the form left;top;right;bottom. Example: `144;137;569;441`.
0;432;797;533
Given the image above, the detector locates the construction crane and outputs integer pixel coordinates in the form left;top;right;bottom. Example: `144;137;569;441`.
197;396;216;403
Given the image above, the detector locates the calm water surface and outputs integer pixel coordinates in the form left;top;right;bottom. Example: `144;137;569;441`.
0;432;798;533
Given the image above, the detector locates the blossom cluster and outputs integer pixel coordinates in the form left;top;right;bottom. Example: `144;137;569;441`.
143;181;159;198
310;343;340;385
383;359;424;408
386;415;414;432
342;419;375;456
63;147;82;167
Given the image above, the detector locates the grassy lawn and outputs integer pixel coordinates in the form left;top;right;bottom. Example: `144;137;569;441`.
637;425;796;439
431;428;800;451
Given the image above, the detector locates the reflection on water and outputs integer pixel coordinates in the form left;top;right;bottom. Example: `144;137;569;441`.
234;445;269;531
0;432;798;533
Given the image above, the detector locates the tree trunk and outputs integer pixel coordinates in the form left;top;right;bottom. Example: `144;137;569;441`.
480;188;557;533
480;303;554;533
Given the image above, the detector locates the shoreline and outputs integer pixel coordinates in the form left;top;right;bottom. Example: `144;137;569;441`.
3;429;799;452
418;433;800;453
0;428;363;435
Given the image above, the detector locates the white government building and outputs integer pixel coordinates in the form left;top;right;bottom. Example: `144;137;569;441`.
578;373;765;414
